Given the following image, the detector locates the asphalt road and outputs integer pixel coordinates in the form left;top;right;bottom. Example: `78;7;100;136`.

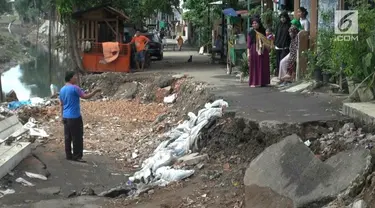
149;49;344;123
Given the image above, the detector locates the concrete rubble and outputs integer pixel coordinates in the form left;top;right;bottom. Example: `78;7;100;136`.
243;134;372;208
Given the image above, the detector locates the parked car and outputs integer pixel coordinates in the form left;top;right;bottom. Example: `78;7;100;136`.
143;33;163;60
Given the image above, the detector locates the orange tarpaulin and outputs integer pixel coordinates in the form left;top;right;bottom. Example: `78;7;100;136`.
101;42;120;64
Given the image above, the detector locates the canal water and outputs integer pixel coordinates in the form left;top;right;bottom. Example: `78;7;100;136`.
1;46;66;100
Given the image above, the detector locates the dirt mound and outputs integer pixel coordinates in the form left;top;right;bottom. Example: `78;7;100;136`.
81;72;214;119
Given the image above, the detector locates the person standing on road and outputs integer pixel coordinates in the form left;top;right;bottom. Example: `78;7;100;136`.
274;11;291;77
247;16;270;87
59;71;101;162
131;31;150;71
176;35;184;51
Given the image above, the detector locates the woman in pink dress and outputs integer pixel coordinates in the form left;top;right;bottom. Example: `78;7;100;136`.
247;16;270;87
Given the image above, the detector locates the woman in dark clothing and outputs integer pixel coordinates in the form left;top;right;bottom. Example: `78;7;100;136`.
274;11;291;76
247;15;270;87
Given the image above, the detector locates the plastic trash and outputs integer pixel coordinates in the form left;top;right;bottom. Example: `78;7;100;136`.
50;84;59;96
304;140;311;147
15;177;35;186
30;97;45;106
0;189;15;198
25;171;47;180
131;99;228;187
8;100;31;110
163;94;177;104
155;166;194;182
29;128;49;138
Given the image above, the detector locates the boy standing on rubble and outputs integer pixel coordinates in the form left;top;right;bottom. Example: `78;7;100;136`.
59;71;101;162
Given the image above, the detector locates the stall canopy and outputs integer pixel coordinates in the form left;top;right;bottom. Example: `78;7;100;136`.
222;8;237;16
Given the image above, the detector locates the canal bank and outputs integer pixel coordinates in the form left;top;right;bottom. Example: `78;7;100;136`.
1;46;67;100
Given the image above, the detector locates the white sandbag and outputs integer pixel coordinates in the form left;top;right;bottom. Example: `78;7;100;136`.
150;150;175;172
130;99;229;187
163;93;177;104
155;166;195;182
164;129;184;141
187;112;197;128
205;99;228;109
187;119;208;149
153;140;170;153
174;121;191;133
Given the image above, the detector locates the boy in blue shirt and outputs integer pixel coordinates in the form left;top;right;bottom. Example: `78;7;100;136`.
59;71;101;162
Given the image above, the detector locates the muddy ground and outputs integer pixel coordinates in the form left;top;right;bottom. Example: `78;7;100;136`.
2;72;375;208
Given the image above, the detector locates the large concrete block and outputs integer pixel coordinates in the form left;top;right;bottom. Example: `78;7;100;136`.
343;102;375;125
244;134;371;208
0;142;32;179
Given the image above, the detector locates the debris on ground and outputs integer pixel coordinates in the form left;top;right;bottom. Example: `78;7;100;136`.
243;134;371;208
0;189;15;198
15;177;34;187
25;171;47;181
129;99;228;190
310;122;375;161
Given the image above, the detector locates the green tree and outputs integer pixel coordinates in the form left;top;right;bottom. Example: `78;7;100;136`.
0;0;12;15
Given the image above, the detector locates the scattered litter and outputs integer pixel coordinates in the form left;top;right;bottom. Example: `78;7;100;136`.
0;189;15;198
130;99;228;187
132;152;138;159
304;140;311;147
154;166;195;186
25;171;48;181
29;128;48;138
15;177;35;187
163;93;177;104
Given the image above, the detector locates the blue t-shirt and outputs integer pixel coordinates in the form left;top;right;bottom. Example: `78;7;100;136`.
59;84;84;119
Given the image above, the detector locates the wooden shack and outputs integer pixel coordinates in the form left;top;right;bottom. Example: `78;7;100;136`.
72;5;132;73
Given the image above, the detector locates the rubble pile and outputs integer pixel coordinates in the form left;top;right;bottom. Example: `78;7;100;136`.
311;123;375;161
129;99;228;192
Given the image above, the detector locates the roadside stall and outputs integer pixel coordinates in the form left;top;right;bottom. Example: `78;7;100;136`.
72;5;132;73
223;8;248;74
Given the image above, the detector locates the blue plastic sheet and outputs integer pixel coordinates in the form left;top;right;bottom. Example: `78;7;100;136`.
223;8;237;17
8;100;32;110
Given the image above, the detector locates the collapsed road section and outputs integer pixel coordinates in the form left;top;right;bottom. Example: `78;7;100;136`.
0;72;375;208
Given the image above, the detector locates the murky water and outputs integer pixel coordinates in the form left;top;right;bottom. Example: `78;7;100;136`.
1;46;66;100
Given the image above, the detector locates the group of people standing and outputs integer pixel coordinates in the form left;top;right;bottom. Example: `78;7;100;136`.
247;7;310;87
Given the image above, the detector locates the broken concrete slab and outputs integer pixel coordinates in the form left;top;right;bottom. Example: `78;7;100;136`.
243;134;372;208
0;142;32;179
36;187;61;195
343;102;375;125
178;153;209;166
282;81;315;93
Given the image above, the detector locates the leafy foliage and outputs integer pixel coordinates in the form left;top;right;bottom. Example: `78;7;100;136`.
14;0;51;23
0;0;13;15
316;10;334;72
329;0;375;84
